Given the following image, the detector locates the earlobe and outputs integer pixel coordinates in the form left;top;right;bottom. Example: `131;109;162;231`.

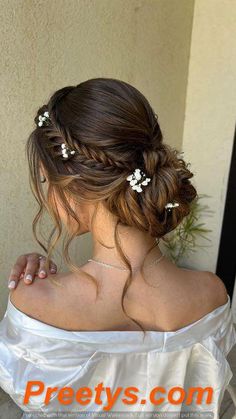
39;163;48;183
40;175;47;183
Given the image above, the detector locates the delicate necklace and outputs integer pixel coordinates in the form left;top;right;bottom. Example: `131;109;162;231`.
87;253;165;271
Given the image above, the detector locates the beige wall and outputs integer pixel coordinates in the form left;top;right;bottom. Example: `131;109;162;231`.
1;0;235;320
181;0;236;273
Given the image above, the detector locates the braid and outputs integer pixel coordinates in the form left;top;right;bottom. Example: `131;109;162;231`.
72;145;132;171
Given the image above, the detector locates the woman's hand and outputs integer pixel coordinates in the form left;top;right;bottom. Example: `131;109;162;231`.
8;253;57;290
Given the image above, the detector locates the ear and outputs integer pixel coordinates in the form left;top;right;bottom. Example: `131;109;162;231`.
39;163;48;181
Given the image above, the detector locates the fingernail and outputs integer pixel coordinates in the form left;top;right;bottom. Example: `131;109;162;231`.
50;268;56;273
25;274;33;281
39;270;46;276
8;281;16;289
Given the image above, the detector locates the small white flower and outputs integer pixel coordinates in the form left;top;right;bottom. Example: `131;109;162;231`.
132;184;142;192
135;173;142;180
165;202;180;209
38;111;50;127
126;168;151;193
60;143;76;159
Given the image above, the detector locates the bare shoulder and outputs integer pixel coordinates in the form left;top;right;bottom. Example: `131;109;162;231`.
198;270;229;310
9;274;53;320
9;270;97;330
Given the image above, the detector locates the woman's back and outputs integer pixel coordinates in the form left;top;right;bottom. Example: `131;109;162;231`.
1;267;235;418
9;256;228;333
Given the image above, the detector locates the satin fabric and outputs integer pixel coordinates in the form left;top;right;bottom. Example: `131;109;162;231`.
0;294;236;418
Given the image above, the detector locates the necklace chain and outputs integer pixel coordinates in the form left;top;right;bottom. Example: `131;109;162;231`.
87;253;165;271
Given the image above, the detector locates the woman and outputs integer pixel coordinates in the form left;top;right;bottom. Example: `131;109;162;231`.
1;77;236;418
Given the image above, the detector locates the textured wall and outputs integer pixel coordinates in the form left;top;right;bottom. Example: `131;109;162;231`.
0;0;194;319
181;0;236;275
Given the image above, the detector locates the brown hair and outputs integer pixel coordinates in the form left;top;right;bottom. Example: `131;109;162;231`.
26;77;197;340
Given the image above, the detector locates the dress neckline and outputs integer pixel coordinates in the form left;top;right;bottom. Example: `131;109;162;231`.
7;293;231;336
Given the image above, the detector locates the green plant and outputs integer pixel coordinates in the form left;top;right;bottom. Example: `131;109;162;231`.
162;194;214;265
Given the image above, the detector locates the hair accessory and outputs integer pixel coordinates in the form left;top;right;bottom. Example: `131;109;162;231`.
37;111;76;159
165;201;180;213
38;111;50;127
61;143;76;159
126;168;151;193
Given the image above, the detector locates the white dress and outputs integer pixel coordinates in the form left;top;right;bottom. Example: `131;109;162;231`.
0;293;236;419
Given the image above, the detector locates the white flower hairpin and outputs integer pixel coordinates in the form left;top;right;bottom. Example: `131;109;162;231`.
164;201;180;213
38;111;50;127
37;110;76;160
126;168;151;193
126;167;180;211
61;143;76;159
165;202;180;209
